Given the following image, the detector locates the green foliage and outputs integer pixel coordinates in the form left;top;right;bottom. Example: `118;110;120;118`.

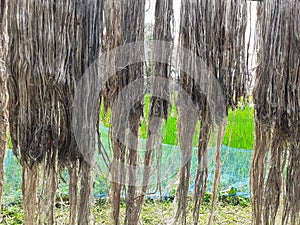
203;192;212;204
101;94;254;150
148;96;254;150
228;187;238;195
0;199;251;224
6;131;12;149
220;195;251;207
139;95;179;146
1;205;24;225
99;103;111;128
164;186;177;202
223;105;254;150
219;187;251;207
99;95;254;150
100;94;254;149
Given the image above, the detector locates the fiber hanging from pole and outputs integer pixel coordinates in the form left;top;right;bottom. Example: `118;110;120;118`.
135;0;174;221
176;0;248;224
102;0;146;224
0;0;9;211
251;1;300;224
7;1;103;224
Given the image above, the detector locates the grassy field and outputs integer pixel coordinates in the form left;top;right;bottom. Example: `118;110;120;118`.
1;198;251;225
223;106;254;150
101;95;254;150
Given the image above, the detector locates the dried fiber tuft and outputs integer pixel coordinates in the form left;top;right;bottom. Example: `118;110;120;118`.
251;1;300;224
7;1;103;224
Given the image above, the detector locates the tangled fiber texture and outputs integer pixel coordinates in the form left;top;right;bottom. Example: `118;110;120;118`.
7;1;103;224
2;1;300;225
176;0;248;224
0;0;8;210
251;0;300;224
103;0;146;224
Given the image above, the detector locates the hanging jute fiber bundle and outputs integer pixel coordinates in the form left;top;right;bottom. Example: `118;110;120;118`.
0;0;9;212
7;1;103;224
176;0;248;224
251;0;300;224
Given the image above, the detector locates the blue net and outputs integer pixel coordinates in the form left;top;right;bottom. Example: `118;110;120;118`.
3;125;253;203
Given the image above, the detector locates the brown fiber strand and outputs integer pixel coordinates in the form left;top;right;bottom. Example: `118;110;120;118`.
102;1;123;224
103;0;146;224
7;1;103;224
0;0;8;212
251;0;300;224
177;0;248;224
135;0;174;221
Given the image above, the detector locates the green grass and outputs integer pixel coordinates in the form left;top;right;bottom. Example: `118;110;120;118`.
100;95;255;150
140;95;179;146
0;198;251;225
6;131;12;150
223;106;254;150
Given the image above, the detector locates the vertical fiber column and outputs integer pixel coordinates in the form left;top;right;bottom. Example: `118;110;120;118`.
251;0;300;224
7;1;103;224
0;0;8;211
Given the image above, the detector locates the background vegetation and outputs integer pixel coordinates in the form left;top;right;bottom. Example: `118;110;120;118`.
100;95;255;150
1;196;251;225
